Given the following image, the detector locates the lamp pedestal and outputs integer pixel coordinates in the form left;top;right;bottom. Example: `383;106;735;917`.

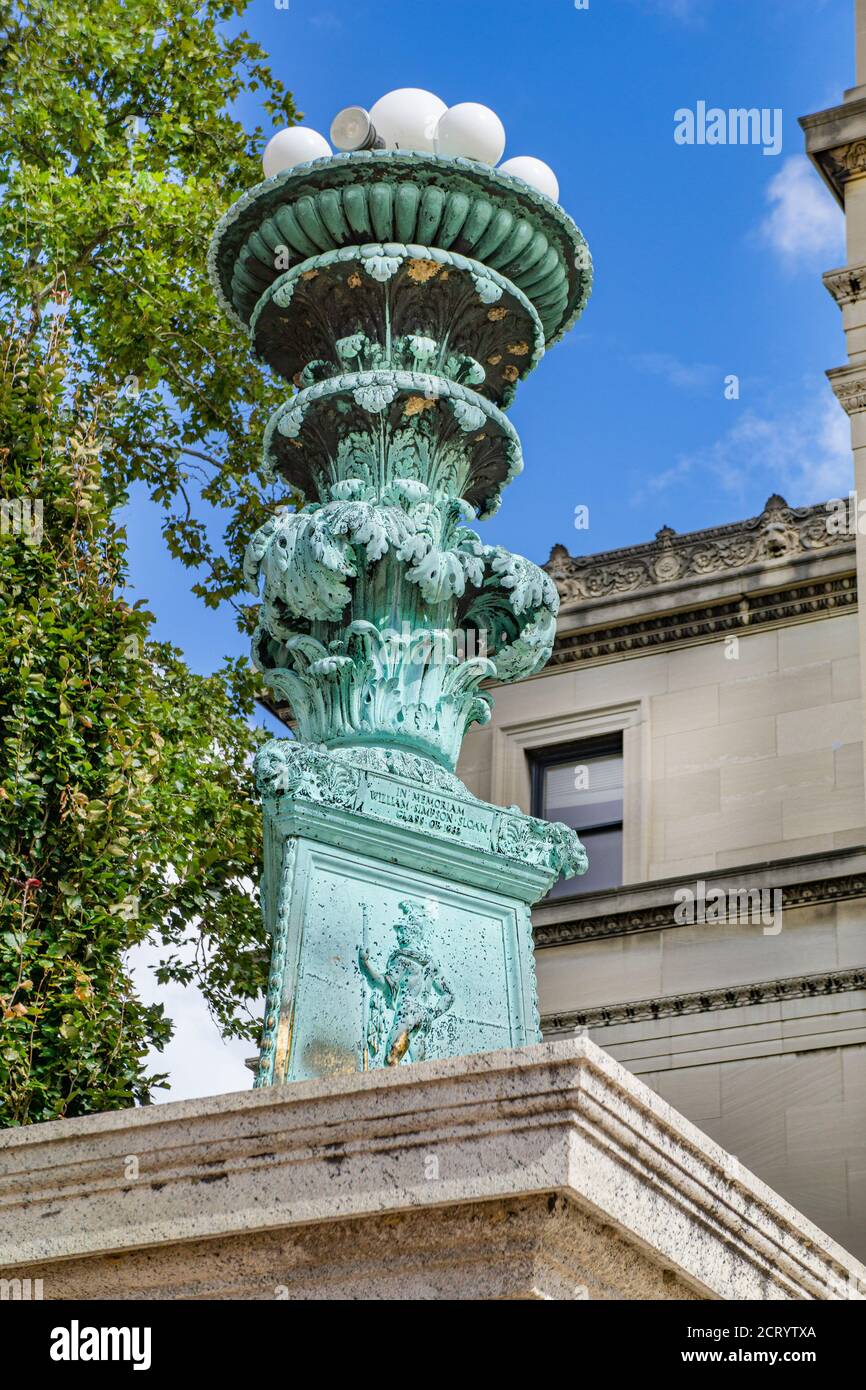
254;742;581;1084
209;150;594;1083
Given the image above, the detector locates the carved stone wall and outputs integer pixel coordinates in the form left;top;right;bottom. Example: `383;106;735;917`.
545;493;851;612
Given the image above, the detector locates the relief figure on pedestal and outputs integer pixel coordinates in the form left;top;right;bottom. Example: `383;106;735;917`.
359;900;454;1066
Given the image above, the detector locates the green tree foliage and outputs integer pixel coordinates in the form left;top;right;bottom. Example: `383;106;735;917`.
0;322;268;1123
0;0;296;1121
0;0;298;616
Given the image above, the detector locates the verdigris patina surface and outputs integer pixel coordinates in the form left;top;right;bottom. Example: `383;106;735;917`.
209;150;592;1083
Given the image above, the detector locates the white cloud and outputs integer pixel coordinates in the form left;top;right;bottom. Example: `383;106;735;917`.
631;0;710;22
636;0;831;26
130;937;256;1103
309;11;344;32
644;388;852;505
758;156;844;268
633;351;717;391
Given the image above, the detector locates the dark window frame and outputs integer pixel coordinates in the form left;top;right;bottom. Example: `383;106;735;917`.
530;733;624;895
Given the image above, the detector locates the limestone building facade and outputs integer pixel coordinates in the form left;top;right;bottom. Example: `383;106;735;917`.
457;494;866;1259
253;1;866;1278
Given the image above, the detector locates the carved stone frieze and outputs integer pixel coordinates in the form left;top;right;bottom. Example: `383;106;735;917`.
800;96;866;206
545;573;856;671
534;861;866;946
541;967;866;1033
545;494;848;612
817;140;866;195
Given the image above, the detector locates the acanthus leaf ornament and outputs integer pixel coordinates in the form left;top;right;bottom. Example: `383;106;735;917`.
210;148;593;1083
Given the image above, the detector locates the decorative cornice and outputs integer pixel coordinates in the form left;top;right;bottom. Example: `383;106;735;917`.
814;140;866;200
799;96;866;134
828;362;866;415
823;263;866;307
541;967;866;1033
534;851;866;946
546;571;856;670
799;98;866;206
544;494;849;612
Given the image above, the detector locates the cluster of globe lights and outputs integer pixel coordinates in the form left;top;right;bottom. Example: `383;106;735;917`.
261;87;560;204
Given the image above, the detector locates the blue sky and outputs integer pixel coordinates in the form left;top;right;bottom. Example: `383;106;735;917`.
123;0;855;684
127;0;859;1097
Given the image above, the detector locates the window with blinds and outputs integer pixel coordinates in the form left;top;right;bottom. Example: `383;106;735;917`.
530;735;624;898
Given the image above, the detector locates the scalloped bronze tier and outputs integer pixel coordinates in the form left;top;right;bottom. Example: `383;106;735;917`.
248;243;545;408
208;150;592;351
263;369;522;520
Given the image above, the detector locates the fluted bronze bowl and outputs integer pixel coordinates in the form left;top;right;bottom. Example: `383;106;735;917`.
208;150;593;351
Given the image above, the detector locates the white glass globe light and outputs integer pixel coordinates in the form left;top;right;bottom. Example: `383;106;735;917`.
262;126;332;178
497;155;559;203
434;103;506;165
368;88;447;152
